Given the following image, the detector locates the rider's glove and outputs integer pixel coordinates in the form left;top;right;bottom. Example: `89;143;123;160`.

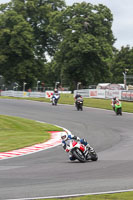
65;148;70;152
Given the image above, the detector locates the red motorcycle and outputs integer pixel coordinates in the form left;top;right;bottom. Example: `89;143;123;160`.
66;140;98;162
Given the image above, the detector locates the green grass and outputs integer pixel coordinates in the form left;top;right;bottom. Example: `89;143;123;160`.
59;94;133;113
0;115;63;152
39;191;133;200
0;95;133;200
1;94;133;113
83;98;133;113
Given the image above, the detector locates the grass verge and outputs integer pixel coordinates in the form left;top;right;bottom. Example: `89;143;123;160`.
0;95;133;200
0;115;63;152
59;94;133;113
41;191;133;200
0;94;133;113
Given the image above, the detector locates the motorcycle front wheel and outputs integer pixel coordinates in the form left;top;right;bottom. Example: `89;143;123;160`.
72;148;86;162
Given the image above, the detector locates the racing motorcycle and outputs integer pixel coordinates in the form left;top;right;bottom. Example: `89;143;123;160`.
115;101;122;115
76;97;83;111
66;139;98;162
51;93;60;105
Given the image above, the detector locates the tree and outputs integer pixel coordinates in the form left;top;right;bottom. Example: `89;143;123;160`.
111;46;133;83
0;0;66;89
0;10;36;88
50;2;115;90
9;0;66;58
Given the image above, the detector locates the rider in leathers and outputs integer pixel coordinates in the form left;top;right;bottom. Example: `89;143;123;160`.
74;93;83;107
61;132;94;161
111;97;120;111
51;88;60;105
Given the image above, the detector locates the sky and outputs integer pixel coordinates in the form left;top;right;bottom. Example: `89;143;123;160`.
0;0;133;50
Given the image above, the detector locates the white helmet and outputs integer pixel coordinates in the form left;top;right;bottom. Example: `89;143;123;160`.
61;132;68;141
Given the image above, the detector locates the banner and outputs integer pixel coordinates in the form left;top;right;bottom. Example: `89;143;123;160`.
45;91;53;98
121;91;133;101
105;90;121;99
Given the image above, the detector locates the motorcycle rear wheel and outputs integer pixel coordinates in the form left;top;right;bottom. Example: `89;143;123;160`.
77;106;79;111
90;151;98;161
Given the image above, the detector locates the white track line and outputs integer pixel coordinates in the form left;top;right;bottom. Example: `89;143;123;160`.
8;189;133;200
2;109;133;199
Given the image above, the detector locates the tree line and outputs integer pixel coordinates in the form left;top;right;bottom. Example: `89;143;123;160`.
0;0;133;91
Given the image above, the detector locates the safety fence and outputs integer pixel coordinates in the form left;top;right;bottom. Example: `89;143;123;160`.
0;90;71;98
121;91;133;101
1;90;133;101
74;89;133;101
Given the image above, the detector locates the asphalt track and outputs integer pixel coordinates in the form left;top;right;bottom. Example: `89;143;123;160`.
0;99;133;200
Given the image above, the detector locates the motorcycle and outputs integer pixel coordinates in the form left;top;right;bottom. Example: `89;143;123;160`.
76;97;83;111
66;139;98;162
115;101;122;115
51;94;60;105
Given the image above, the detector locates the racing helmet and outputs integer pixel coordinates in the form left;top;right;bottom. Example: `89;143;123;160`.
75;93;81;98
61;132;68;141
54;88;58;93
113;97;116;100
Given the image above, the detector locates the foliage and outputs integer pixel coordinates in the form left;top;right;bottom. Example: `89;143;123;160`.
0;10;36;88
1;0;126;90
51;2;115;90
0;0;66;89
111;46;133;84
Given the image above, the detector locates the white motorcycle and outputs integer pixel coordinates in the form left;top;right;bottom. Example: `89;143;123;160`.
51;94;60;105
66;139;98;162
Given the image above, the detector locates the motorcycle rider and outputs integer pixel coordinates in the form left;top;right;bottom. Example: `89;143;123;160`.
54;88;58;93
75;93;82;100
51;88;60;105
61;132;94;161
111;97;119;111
74;93;83;106
52;88;59;96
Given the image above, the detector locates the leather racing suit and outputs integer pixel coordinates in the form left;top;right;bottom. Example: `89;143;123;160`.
62;134;92;161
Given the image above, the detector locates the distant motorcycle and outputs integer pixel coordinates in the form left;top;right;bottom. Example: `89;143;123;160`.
66;139;98;162
76;97;83;111
115;101;122;115
51;94;60;105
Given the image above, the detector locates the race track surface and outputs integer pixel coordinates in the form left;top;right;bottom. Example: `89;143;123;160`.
0;99;133;200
